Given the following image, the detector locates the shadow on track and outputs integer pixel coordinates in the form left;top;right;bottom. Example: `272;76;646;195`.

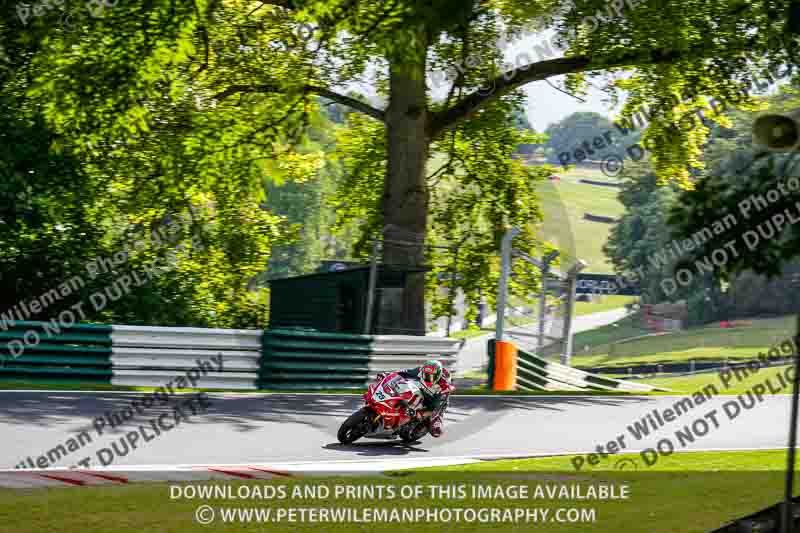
0;392;367;433
0;392;663;443
322;441;430;457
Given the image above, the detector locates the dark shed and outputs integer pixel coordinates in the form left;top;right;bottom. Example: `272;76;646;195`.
268;265;427;335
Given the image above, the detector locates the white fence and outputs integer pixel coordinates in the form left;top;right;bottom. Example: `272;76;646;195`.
109;326;463;390
110;326;262;390
367;336;463;377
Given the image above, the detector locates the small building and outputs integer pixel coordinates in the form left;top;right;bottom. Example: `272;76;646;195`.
268;265;427;335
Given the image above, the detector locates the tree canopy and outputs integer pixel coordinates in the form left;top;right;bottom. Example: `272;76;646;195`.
2;0;798;330
543;111;633;163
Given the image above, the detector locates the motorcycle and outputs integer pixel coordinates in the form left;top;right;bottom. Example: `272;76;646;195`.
337;371;451;445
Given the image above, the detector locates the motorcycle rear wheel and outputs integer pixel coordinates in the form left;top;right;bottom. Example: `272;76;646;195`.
337;407;372;444
400;421;429;443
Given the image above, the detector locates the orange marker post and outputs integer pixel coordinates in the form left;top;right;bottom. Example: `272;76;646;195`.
492;340;518;391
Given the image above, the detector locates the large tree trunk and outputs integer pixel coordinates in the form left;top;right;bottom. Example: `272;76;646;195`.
382;55;430;335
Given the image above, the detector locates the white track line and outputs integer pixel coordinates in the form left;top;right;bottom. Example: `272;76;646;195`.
0;457;483;488
3;390;770;399
0;448;793;489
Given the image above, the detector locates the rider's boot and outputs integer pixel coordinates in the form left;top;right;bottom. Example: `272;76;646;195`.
430;416;444;437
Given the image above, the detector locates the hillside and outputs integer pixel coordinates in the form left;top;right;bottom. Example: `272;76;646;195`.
536;165;624;274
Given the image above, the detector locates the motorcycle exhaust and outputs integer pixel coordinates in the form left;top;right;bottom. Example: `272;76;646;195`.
752;108;800;152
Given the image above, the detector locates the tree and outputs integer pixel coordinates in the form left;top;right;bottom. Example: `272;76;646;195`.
543;111;628;163
667;85;800;279
8;0;796;333
512;105;533;131
511;104;541;155
0;95;106;315
603;161;687;300
0;13;292;328
603;88;800;324
265;104;359;278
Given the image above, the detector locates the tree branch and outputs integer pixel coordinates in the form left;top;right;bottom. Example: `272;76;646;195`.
256;0;297;9
429;45;751;137
213;84;386;122
544;79;585;102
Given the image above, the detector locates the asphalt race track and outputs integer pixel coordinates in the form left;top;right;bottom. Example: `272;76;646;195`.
1;390;795;470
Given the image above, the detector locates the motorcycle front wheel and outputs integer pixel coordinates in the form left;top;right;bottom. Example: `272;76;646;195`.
337;407;372;444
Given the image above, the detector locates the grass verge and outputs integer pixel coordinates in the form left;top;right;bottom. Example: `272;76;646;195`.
450;327;494;340
537;172;624;273
567;315;795;369
541;312;648;359
635;364;795;395
574;295;636;316
420;449;791;472
1;450;796;533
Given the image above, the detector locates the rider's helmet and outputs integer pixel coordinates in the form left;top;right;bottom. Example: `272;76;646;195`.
420;360;443;388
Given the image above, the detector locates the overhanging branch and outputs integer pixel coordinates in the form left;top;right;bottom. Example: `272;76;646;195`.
429;44;752;137
213;84;386;122
256;0;297;9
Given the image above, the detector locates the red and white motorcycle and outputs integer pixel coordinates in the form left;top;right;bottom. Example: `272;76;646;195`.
337;371;450;444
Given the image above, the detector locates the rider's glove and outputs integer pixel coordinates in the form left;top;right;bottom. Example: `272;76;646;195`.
376;372;386;381
405;407;416;418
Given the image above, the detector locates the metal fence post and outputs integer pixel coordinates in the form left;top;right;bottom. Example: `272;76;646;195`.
781;314;800;533
560;275;576;366
495;227;519;342
538;279;547;353
363;239;379;334
446;237;469;337
561;260;587;366
538;251;559;354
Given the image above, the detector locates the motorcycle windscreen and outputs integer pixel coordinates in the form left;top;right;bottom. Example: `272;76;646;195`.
380;375;405;395
374;377;415;403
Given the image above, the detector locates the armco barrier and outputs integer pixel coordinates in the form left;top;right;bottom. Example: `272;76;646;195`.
488;339;665;392
261;329;372;390
111;325;261;390
0;321;112;385
260;329;460;391
368;336;460;375
0;322;461;391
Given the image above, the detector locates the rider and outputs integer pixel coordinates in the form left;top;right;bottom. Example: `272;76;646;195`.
377;360;453;438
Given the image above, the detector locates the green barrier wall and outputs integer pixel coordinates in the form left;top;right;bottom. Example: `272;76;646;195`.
0;321;113;385
487;338;496;387
516;349;577;391
259;329;374;390
515;345;663;392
